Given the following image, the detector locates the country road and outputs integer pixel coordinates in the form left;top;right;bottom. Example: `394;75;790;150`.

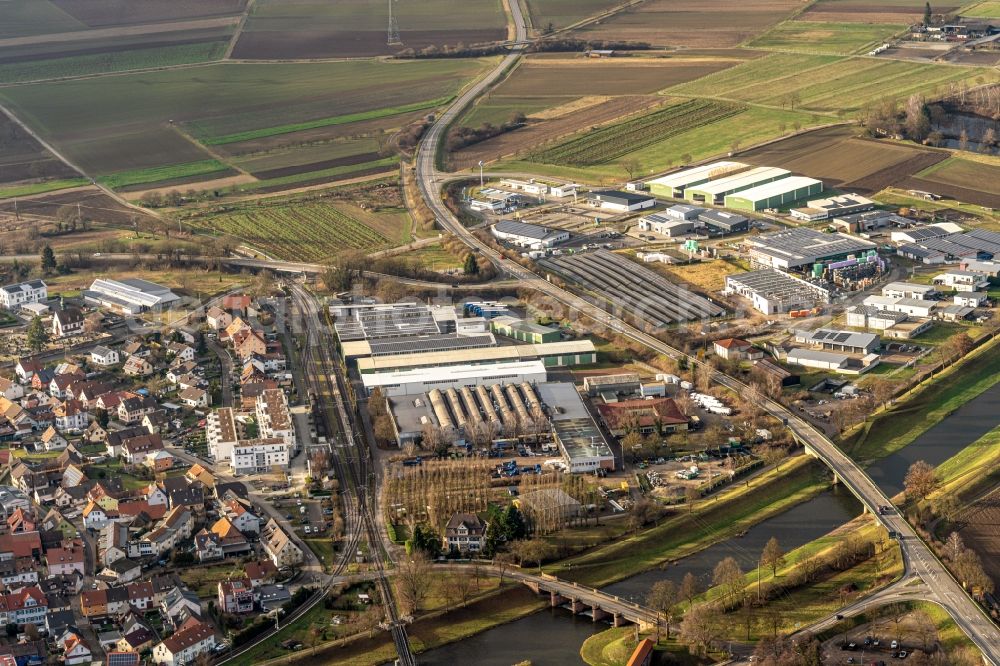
411;3;1000;661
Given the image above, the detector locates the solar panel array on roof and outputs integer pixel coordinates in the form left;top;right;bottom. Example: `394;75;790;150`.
368;333;496;357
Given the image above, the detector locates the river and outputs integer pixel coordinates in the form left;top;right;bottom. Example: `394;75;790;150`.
420;381;1000;665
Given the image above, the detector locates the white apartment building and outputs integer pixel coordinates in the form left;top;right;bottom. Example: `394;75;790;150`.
0;280;47;311
231;438;290;475
256;389;296;451
206;408;240;462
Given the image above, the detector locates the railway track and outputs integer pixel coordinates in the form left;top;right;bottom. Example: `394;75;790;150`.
290;284;415;666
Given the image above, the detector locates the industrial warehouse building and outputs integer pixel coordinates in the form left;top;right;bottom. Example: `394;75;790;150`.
684;167;789;206
83;278;180;314
699;209;749;235
491;220;569;249
333;302;460;341
490;316;560;344
535;382;615;473
724;176;824;212
638;213;694;237
793;328;881;355
745;227;876;270
646;161;748;199
790;193;875;221
587;190;656;212
362;360;548;397
723;268;830;314
354;339;597;374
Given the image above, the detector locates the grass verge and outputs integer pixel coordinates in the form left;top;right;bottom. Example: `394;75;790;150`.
98;160;231;190
0;178;90;199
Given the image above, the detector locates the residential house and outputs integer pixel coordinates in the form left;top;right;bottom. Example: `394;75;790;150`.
121;341;151;358
444;512;486;554
106;653;140;666
160;587;202;628
244;560;278;588
118;396;156;425
142;410;170;435
122;356;153;377
90;346;120;367
120;434;164;467
0;280;47;311
46;542;85;576
104;426;148;458
193;531;223;563
178;387;209;409
0;586;48;626
224;499;260;535
167;343;195;363
152;618;216;666
233;328;267;361
40;426;68;451
52;308;85;338
263;519;302;568
60;629;92;665
712;338;762;361
54;400;88;433
49;375;75;399
14;358;44;384
208;517;251;557
217;578;255;614
144;449;175;473
206;306;232;331
0;378;24;402
100;558;142;583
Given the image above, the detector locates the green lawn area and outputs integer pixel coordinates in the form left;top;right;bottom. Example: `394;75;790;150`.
179;562;243;598
844;334;1000;460
88;459;150;490
749;21;906;55
303;538;335;573
0;178;90;199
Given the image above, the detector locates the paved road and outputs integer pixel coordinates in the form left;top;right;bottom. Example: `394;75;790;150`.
207;340;234;407
411;4;1000;659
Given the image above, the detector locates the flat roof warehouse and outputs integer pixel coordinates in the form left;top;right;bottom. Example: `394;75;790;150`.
746;227;877;270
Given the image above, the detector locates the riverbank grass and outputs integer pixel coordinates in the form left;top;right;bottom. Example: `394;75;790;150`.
845;333;1000;461
554;456;829;588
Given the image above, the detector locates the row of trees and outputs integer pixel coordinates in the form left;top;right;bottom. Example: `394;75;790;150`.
447;113;527;152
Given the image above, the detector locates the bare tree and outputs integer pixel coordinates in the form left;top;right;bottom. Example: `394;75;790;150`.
760;537;786;577
395;551;433;614
713;556;745;607
679;602;724;656
904;460;937;501
680;571;700;609
646;579;680;639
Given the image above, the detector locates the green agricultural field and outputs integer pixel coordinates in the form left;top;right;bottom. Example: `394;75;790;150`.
200;97;450;145
529;99;747;166
0;59;490;175
192;199;410;261
97;160;234;191
749;20;906;55
917;156;1000;196
0;0;86;39
0;178;90;200
524;0;626;30
669;53;1000;114
503;105;817;181
0;42;228;84
962;0;1000;16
